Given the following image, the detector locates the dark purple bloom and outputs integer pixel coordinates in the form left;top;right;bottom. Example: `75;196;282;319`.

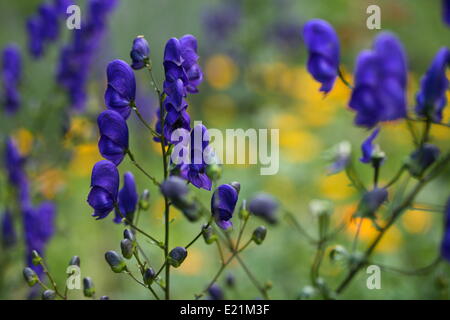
444;0;450;26
349;33;408;128
180;35;203;94
355;188;388;219
26;16;44;58
211;184;239;230
105;60;137;119
164;38;183;66
441;197;450;261
38;3;60;41
360;127;380;164
115;172;138;223
1;210;16;248
208;283;224;300
97;110;129;165
3;85;21;114
130;36;150;70
87;160;119;220
2;45;22;85
53;0;74;15
160;176;189;201
303;19;340;93
248;193;279;224
415;47;449;122
5;137;25;186
407;144;440;178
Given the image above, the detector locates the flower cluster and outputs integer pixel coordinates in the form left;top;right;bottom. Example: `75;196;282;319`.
56;0;118;111
2;45;22;114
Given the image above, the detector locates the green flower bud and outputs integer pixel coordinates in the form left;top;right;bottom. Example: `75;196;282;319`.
202;224;217;244
252;226;267;245
69;256;80;267
143;267;156;286
206;163;222;181
83;277;95;298
105;250;127;273
298;285;316;300
121;239;135;259
310;199;333;239
168;247;188;268
31;250;42;266
139;189;150;210
238;200;250;220
42;290;56;300
23;267;38;287
329;245;348;262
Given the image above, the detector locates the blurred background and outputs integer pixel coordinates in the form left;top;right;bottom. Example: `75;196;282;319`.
0;0;449;299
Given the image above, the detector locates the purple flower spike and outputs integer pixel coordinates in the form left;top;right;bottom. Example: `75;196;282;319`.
2;45;22;85
38;3;60;42
360;127;380;164
441;197;450;261
26;16;44;58
97;110;129;166
130;36;150;70
104;59;136;119
349;32;408;128
211;184;239;230
87;160;119;220
415;47;449;122
115;172;138;223
303;19;340;93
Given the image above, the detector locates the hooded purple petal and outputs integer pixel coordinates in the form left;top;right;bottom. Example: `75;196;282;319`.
211;184;238;230
97;110;129;165
360;127;380;164
105;60;136;119
117;172;138;219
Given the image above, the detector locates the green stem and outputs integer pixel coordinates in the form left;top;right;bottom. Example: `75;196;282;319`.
126;150;160;187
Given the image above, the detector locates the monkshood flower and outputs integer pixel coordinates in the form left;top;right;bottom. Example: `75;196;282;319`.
302;19;340;93
97;110;129;165
349;32;407;128
26;16;44;58
105;250;127;273
2;45;22;85
208;283;224;300
38;3;60;42
211;184;239;230
248;193;279;224
440;197;450;261
406;144;440;178
355;188;388;219
4;86;21;114
168;246;188;268
5;137;25;187
154;97;190;144
180;124;212;190
130;36;150;70
444;0;450;26
87;160;119;220
115;172;138;223
1;210;16;248
105;60;137;119
360;127;384;165
415;47;449;122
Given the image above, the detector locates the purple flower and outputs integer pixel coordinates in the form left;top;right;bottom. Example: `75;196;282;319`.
53;0;74;15
211;184;239;230
1;210;16;248
303;19;340;93
444;0;450;26
130;36;150;70
415;47;449;122
360;127;380;164
115;172;138;223
441;197;450;261
105;59;137;119
327;141;351;174
87;160;119;220
208;283;224;300
349;32;408;128
2;45;22;85
38;3;60;42
355;188;388;219
26;16;44;58
5;137;25;186
97;110;129;165
248;193;279;224
407;144;440;178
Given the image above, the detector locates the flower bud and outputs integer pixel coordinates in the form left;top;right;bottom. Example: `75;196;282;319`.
208;283;224;300
329;245;348;262
225;273;235;288
123;229;135;242
202;224;217;244
238;200;250;220
23;267;38;287
355;188;388;219
139;189;150;210
406;144;440;178
130;36;150;70
31;250;42;266
100;296;109;300
298;285;316;300
206;163;222;181
160;177;200;222
309;199;332;239
252;226;267;245
105;250;127;273
230;181;241;194
83;277;95;298
168;247;188;268
143;267;156;286
69;256;80;267
42;289;56;300
120;239;135;259
248;193;279;224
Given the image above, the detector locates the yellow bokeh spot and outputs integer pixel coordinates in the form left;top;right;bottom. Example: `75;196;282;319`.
36;169;65;199
64;117;94;146
402;209;432;234
69;143;102;177
205;54;238;90
319;172;355;201
278;128;322;163
178;248;204;275
13;128;33;156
